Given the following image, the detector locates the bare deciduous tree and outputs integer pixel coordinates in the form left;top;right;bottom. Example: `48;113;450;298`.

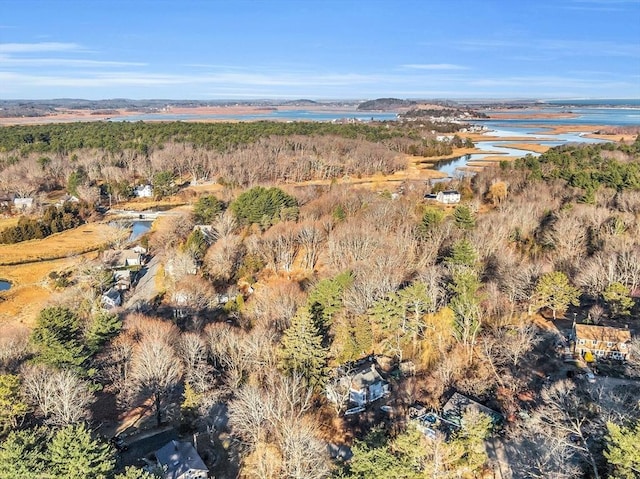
297;221;325;271
178;332;212;393
21;364;93;426
127;319;182;427
525;380;601;479
0;325;30;372
247;281;304;332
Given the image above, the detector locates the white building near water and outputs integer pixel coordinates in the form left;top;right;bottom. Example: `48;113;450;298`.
134;184;153;198
436;190;461;204
13;197;34;210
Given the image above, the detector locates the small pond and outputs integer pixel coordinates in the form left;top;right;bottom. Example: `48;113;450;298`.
0;280;11;291
108;220;153;243
129;220;153;241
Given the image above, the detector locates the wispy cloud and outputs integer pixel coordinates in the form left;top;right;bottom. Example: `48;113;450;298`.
0;56;147;68
0;42;82;53
448;37;640;58
565;0;639;11
401;63;469;71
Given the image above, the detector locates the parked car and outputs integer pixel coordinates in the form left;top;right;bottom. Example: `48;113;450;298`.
110;435;128;452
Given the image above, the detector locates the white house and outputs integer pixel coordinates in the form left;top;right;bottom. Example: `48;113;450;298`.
101;288;122;309
134;184;153;198
13;197;34;210
103;248;143;269
327;359;389;411
113;270;133;291
436;190;461;204
155;440;208;479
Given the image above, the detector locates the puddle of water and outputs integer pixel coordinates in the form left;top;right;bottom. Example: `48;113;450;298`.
0;280;11;291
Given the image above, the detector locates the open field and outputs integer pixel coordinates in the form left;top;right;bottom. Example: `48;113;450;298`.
0;252;99;325
0;222;114;265
0;223;116;324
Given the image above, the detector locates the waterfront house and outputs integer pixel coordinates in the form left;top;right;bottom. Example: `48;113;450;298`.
13;197;34;211
573;324;631;361
436;190;461;204
134;184;153;198
155;440;208;479
103;248;143;269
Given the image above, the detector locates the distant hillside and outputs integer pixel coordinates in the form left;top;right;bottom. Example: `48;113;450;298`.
281;99;318;106
357;98;416;111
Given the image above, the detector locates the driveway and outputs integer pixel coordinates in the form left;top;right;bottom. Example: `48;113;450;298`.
486;436;513;479
124;255;160;311
117;427;178;470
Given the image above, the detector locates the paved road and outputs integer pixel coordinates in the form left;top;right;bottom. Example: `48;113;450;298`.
124;255;160;311
486;436;513;479
596;375;640;388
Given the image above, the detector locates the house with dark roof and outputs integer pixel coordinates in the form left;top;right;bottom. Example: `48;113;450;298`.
412;392;503;440
101;287;121;310
155;440;208;479
327;358;389;412
441;392;503;428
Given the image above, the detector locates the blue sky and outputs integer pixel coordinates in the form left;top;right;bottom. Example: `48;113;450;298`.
1;0;639;100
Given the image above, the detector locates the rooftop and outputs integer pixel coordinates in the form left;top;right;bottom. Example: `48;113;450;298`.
574;324;632;344
155;440;208;479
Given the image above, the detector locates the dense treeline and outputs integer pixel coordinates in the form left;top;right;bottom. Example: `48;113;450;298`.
0;201;94;244
0;121;415;155
513;136;640;200
0;122;470;196
2;132;640;478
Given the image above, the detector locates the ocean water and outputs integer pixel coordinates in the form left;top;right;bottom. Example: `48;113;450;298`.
437;105;639;176
544;99;640;107
480;106;640;130
109;109;398;122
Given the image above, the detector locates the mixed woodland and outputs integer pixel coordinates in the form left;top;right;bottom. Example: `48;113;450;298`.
0;121;639;478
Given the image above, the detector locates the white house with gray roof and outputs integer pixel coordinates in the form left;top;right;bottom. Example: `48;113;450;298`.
155;440;208;479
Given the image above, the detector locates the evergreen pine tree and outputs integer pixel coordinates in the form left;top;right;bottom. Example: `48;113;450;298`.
47;424;114;479
279;307;328;388
605;420;640;479
0;427;48;479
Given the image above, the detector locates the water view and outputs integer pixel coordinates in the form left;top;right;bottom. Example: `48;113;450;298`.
109;109;398;122
0;280;11;291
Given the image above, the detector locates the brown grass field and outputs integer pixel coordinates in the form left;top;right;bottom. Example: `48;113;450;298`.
0;255;99;326
0;223;114;265
0;223;116;325
501;143;551;154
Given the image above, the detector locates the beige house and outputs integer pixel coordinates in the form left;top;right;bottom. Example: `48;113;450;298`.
573;324;631;361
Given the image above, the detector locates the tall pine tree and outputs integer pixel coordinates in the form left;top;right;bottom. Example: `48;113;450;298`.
279;307;328;388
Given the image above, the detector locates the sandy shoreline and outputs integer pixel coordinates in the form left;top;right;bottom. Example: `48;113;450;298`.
0;104;371;126
486;111;578;120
